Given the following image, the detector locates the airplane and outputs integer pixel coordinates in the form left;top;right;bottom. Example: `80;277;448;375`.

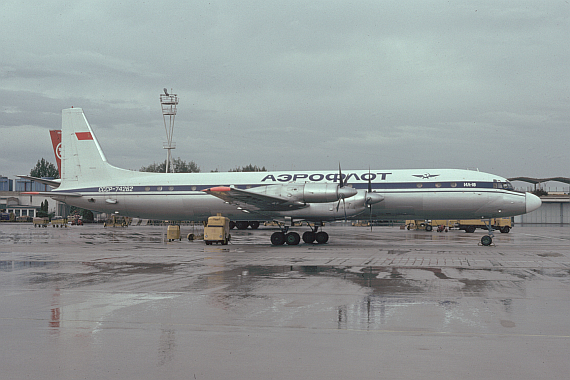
23;107;542;246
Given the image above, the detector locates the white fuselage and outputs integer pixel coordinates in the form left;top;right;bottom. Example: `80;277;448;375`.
53;168;534;222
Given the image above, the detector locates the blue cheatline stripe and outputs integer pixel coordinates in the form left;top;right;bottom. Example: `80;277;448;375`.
56;181;516;194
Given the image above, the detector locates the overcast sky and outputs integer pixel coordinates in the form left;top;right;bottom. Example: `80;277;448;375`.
1;1;568;183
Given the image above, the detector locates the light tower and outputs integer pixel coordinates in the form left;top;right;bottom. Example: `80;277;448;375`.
160;88;178;173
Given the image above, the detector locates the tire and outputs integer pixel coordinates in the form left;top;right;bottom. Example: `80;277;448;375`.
236;221;249;230
285;232;300;245
500;226;510;233
425;225;433;232
249;221;260;230
481;235;493;246
302;231;316;244
270;232;286;245
315;231;329;244
229;221;236;229
465;225;476;233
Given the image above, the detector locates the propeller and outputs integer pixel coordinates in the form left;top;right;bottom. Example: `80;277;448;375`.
363;168;386;230
336;163;348;221
367;168;373;231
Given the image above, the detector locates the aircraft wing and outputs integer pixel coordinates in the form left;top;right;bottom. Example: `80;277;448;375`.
203;186;308;212
17;175;61;189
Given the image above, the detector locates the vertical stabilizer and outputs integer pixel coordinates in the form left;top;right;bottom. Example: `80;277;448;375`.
49;129;62;176
61;108;120;185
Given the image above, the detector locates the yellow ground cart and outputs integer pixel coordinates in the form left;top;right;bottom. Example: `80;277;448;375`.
33;217;49;228
51;217;68;228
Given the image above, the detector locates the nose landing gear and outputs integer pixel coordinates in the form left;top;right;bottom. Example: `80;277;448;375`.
479;219;495;246
480;235;493;246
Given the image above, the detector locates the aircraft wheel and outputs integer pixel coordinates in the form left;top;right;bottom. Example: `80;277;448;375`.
315;231;329;244
500;226;510;233
271;232;286;245
285;232;300;245
249;221;260;230
236;221;249;230
302;231;316;244
481;235;493;246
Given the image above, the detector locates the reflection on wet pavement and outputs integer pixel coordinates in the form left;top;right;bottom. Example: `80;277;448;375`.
1;224;569;379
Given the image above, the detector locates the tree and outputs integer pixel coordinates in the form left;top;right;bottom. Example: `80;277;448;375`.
30;158;59;179
532;188;548;196
69;206;94;221
229;164;267;172
37;200;50;218
140;158;200;173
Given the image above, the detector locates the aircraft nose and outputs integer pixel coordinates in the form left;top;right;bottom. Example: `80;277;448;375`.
525;193;542;213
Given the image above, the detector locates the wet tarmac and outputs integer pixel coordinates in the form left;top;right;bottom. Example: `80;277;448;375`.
1;223;569;379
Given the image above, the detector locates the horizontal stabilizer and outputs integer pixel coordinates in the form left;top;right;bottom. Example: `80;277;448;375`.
16;175;61;189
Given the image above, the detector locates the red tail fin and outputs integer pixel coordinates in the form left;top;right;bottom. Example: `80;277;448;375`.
49;130;62;176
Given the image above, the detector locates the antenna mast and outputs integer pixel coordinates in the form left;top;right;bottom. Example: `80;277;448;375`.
160;88;178;173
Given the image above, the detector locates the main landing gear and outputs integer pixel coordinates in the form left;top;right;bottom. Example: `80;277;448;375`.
270;225;329;246
229;221;260;230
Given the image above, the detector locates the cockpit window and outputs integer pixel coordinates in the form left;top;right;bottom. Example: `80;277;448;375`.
493;180;514;190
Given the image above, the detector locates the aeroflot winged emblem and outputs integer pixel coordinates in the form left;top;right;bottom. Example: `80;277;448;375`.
412;173;440;179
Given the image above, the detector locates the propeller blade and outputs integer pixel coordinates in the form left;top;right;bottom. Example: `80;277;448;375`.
368;167;373;231
337;163;351;221
369;202;373;231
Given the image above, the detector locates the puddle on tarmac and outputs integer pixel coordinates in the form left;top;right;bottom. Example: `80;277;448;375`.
0;260;59;272
184;264;554;332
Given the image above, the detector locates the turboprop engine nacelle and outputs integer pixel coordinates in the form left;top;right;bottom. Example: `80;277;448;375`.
302;182;357;203
366;192;385;206
257;182;358;203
